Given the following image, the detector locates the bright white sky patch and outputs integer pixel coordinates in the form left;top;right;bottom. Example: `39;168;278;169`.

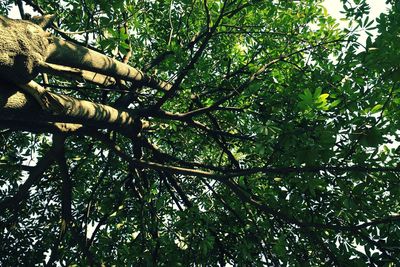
323;0;390;43
322;0;389;33
323;0;389;20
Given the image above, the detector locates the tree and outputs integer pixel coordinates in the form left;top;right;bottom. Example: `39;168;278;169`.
0;0;399;265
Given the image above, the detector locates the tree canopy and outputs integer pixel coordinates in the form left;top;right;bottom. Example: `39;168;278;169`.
0;0;399;266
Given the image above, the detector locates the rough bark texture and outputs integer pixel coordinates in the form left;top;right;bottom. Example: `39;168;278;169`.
0;16;50;84
0;14;171;93
0;81;140;135
46;37;171;91
0;15;158;136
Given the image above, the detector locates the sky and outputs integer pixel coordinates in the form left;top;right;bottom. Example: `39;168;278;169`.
323;0;390;42
323;0;389;19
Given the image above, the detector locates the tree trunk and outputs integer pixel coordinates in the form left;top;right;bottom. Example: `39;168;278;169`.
0;15;158;136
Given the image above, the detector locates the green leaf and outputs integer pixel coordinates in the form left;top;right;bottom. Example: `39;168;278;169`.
370;104;383;113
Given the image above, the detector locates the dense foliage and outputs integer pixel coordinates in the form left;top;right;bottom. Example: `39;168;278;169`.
1;0;399;265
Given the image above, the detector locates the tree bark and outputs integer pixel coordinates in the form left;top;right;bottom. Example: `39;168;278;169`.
0;81;141;135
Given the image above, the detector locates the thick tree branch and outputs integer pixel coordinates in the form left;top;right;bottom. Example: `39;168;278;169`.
38;62;116;86
0;82;143;135
46;37;172;92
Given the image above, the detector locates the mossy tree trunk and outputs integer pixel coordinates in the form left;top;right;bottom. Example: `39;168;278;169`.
0;15;167;135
